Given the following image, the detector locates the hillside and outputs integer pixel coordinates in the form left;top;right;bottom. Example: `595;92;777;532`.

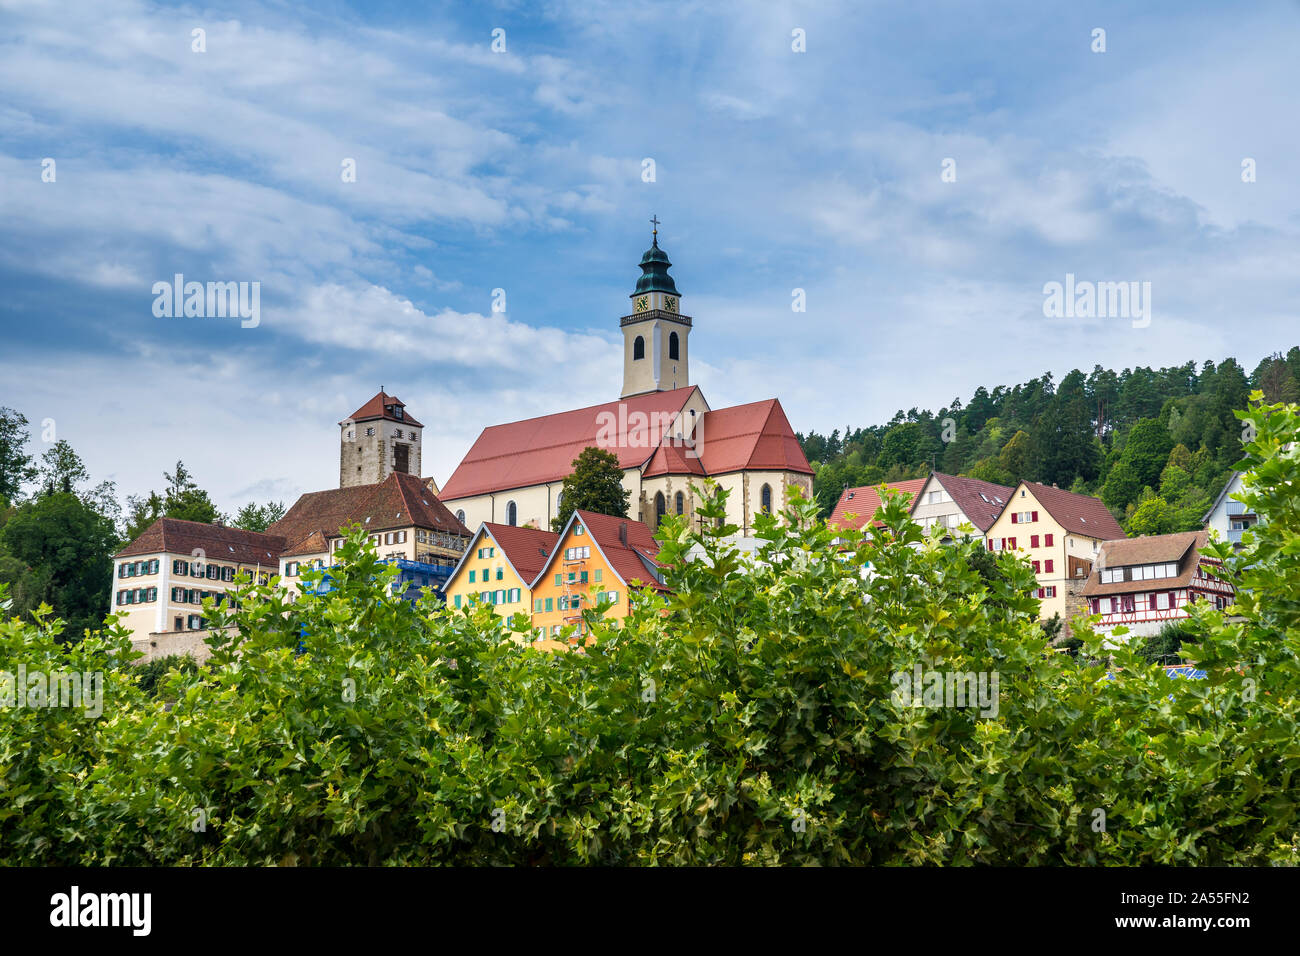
799;349;1300;535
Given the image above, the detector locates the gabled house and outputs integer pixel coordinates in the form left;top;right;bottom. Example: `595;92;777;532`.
270;471;471;595
984;480;1126;623
1081;530;1233;639
527;510;666;642
443;523;559;621
828;478;929;533
909;472;1014;541
1202;472;1259;549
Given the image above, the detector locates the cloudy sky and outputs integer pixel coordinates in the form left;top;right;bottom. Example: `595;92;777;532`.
1;0;1297;514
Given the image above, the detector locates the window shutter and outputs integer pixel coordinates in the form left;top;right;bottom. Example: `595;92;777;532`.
1032;511;1038;521
1010;513;1017;524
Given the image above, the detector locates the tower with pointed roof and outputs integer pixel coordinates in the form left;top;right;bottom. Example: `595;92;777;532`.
340;390;424;488
621;218;691;398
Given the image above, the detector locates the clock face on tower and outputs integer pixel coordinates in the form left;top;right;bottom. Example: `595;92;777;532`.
634;295;649;313
663;296;678;313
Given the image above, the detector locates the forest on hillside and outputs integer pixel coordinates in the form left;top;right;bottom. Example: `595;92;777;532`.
798;348;1300;535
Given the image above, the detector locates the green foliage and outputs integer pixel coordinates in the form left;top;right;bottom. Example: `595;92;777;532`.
799;352;1297;520
551;446;630;531
232;500;287;533
0;492;117;637
0;407;37;502
1135;621;1197;666
2;398;1298;865
133;655;200;699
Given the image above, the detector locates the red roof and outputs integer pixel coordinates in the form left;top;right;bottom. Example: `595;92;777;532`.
646;398;812;478
481;523;559;583
931;473;1014;532
270;472;468;556
439;387;700;499
829;478;928;531
342;390;423;428
534;509;666;591
441;389;811;499
116;518;285;566
1020;481;1125;540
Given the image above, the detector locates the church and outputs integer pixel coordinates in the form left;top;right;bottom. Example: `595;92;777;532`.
436;226;813;535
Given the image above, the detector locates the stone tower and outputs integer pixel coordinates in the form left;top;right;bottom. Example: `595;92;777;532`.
621;220;691;398
340;391;423;488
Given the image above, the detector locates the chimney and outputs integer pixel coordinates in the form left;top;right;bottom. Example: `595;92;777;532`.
619;522;628;546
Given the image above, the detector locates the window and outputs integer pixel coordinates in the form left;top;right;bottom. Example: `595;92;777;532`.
174;617;184;631
509;588;520;603
594;569;602;583
495;589;505;604
1030;535;1040;549
285;562;299;576
675;492;684;515
506;501;517;526
633;335;645;360
1031;561;1041;573
655;492;666;528
1044;560;1054;574
223;566;234;582
496;568;503;580
469;570;476;583
928;491;942;504
456;510;466;524
760;484;772;514
574;524;584;536
366;427;375;436
668;331;679;360
1045;534;1053;547
1043;586;1056;598
545;598;553;612
206;564;219;580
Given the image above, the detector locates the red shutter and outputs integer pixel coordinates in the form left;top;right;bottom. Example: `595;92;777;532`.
987;539;993;551
1032;511;1039;521
1010;537;1017;550
1010;513;1018;524
1045;534;1053;547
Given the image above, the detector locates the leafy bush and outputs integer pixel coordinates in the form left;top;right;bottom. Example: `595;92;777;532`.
2;396;1298;865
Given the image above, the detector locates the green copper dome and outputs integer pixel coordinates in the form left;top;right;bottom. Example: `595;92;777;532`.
634;237;680;295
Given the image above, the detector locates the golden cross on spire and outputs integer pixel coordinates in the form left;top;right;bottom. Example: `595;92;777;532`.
650;214;660;240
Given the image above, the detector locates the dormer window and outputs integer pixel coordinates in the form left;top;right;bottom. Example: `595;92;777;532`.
389;405;403;420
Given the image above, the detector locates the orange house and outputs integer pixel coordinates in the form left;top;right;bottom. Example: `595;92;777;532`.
528;509;666;643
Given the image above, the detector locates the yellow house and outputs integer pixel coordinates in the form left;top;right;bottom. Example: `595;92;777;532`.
528;510;666;643
443;523;558;622
983;480;1125;621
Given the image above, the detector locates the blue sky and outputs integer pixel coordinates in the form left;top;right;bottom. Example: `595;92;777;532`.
1;0;1297;513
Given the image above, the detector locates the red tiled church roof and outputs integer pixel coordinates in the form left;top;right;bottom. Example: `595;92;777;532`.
441;389;811;500
439;387;701;499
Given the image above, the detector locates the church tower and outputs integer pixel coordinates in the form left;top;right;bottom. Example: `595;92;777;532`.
339;390;424;488
621;219;691;398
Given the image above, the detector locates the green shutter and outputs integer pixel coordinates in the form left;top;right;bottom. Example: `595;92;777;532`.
545;598;553;612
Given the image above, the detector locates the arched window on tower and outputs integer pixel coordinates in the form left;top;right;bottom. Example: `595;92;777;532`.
761;484;773;514
675;491;684;515
456;509;466;525
633;336;645;360
655;492;666;528
505;501;517;526
669;331;679;360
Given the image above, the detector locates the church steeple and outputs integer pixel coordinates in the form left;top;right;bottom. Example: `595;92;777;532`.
621;219;691;399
